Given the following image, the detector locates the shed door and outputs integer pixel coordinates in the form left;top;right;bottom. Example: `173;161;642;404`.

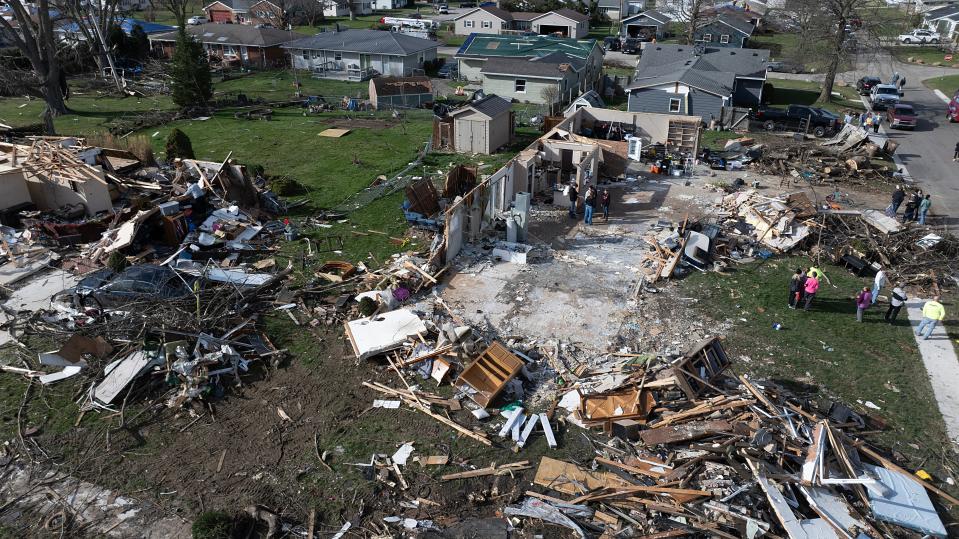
471;120;486;153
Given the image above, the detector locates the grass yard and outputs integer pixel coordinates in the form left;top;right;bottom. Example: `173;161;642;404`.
765;77;865;113
748;32;800;59
890;46;959;67
682;257;952;468
924;73;959;95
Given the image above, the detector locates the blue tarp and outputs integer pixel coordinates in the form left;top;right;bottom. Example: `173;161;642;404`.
59;17;174;36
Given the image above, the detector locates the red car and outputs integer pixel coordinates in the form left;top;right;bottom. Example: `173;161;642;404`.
887;103;916;130
948;92;959;122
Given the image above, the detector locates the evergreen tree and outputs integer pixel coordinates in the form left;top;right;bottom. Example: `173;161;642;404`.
128;25;150;61
169;30;212;109
165;128;195;160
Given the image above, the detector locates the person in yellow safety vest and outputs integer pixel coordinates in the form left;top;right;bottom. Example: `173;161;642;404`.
807;267;824;280
915;295;946;340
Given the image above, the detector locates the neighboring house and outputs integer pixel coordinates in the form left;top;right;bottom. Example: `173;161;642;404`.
624;0;648;17
455;34;604;94
694;15;754;47
283;29;438;80
323;0;374;17
925;3;959;38
453;6;513;35
448;95;514;154
480;53;583;106
916;0;958;12
150;24;305;68
626;44;769;122
530;8;590;38
204;0;252;23
620;9;670;40
372;0;410;9
247;0;284;25
369;76;433;109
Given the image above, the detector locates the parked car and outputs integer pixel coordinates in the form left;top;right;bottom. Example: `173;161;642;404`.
946;92;959;122
187;15;208;25
766;60;803;73
460;1;476;6
856;76;882;96
603;36;621;51
886;103;917;130
898;29;940;44
51;265;193;312
750;105;842;138
437;4;449;13
438;62;458;79
622;37;641;54
869;84;900;110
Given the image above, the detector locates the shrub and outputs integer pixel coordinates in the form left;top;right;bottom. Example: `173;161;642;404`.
269;176;304;196
191;511;233;539
165;128;195;160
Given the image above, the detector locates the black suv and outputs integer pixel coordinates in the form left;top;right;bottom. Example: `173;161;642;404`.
856;76;882;96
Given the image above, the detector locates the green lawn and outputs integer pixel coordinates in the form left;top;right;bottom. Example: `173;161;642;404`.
765;77;865;113
924;73;959;95
890;46;959;67
683;256;952;470
748;32;800;59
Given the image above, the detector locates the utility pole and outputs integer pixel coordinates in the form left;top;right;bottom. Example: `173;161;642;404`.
89;3;123;92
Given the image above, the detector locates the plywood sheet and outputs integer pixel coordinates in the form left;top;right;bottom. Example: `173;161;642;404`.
533;456;631;496
319;128;351;138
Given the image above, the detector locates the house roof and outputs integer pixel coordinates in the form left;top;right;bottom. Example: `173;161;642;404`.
534;8;589;23
638;43;769;78
454;5;514;21
370;76;433;96
925;3;959;19
572;89;605;107
204;0;254;12
450;94;512;119
621;9;671;25
597;0;621;9
151;23;305;46
481;52;583;79
511;11;542;21
282;29;438;55
456;34;599;61
714;14;755;35
628;56;736;96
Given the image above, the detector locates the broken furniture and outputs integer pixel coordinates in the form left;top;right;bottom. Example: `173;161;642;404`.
455;341;524;407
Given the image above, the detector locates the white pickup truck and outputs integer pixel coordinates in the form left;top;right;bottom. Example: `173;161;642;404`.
898;29;940;44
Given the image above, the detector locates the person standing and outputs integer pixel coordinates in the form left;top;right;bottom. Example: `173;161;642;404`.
909;190;923;222
872;112;881;134
885;285;907;324
859;111;868;128
567;183;578;218
915;295;946;340
583;184;596;225
918;194;931;225
872;267;885;305
807;266;825;281
954;141;959;161
803;273;820;311
890;185;905;214
788;268;804;309
856;287;872;322
898;76;906;93
601;189;611;222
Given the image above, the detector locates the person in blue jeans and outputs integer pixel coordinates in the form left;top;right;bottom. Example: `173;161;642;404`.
916;296;946;340
583;184;596;225
918;194;931;225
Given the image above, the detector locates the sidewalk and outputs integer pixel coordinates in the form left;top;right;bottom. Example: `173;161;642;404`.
906;299;959;443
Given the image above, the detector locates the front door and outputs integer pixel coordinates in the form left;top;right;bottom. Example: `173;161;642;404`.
360;54;372;71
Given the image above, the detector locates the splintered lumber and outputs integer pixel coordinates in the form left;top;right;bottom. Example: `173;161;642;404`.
594;457;665;479
362;382;491;446
533;456;632;496
749;460;808;539
570;485;711;505
396;344;454;368
639;420;734;446
441;461;530;480
800;422;826;485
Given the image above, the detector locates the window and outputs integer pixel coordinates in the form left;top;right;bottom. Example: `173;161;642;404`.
302;50;308;59
482;20;492;28
465;20;474;28
720;34;730;43
668;98;680;112
334;51;342;60
703;33;712;42
515;79;526;93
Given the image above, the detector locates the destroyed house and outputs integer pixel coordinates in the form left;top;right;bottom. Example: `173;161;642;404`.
454;34;603;93
369;76;434;110
149;24;306;68
283;29;439;80
0;142;113;219
626;44;769;122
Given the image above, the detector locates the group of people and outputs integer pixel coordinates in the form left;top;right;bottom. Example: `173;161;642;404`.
787;266;825;311
842;110;884;134
789;265;946;340
566;182;611;225
889;185;932;225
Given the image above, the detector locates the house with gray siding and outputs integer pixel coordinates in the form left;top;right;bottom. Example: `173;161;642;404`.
283;29;437;80
530;9;590;38
453;6;514;36
694;15;754;48
479;53;583;107
620;9;670;39
454;34;604;95
626;44;769;122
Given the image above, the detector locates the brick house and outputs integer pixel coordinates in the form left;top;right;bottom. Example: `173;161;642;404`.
149;24;306;68
203;0;253;23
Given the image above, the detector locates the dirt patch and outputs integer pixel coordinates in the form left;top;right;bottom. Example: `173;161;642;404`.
326;118;398;130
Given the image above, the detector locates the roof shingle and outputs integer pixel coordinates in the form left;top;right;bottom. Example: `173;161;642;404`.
282;29;439;55
150;23;305;46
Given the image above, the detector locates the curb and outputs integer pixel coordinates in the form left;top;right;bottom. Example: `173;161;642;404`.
934;88;951;103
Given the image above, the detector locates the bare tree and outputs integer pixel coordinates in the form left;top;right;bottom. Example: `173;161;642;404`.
296;0;328;27
658;0;713;45
149;0;193;28
0;0;69;122
52;0;122;78
542;86;560;116
816;0;872;103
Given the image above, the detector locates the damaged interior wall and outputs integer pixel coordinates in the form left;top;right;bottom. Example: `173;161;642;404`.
1;142;113;217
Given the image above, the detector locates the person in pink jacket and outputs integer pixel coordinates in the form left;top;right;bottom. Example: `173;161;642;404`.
803;275;820;311
855;286;872;322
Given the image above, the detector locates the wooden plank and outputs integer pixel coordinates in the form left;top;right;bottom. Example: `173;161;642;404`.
533;456;631;496
595;456;664;479
640;420;734;446
801;422;826;486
